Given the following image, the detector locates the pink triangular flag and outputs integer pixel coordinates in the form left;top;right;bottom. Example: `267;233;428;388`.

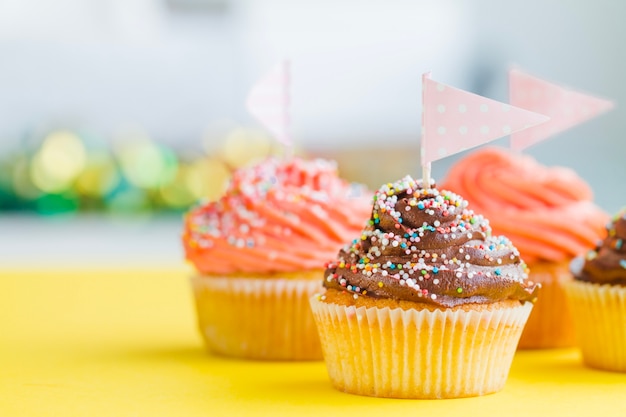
509;68;614;150
246;61;291;147
421;73;549;166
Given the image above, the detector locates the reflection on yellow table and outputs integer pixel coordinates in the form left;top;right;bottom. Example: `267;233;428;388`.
2;268;626;416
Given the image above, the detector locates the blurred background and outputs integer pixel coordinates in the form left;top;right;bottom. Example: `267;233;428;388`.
0;0;623;267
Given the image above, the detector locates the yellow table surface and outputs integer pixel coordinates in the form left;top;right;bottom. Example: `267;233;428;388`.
2;267;626;417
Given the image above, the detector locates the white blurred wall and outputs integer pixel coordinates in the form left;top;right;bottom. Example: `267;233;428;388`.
445;0;625;212
0;0;623;210
0;0;474;150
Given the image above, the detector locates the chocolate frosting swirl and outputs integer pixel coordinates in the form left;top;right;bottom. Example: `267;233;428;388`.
573;209;626;286
323;176;539;308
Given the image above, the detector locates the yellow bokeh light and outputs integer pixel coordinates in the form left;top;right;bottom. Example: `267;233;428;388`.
75;152;121;198
185;157;230;201
220;128;272;168
159;157;231;208
159;166;196;209
30;131;86;193
116;138;177;189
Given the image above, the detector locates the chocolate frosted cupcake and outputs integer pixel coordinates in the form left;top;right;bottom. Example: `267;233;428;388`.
567;209;626;371
310;176;538;398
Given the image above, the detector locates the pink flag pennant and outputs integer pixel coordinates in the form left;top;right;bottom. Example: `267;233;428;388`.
246;61;291;147
421;73;549;166
509;68;614;150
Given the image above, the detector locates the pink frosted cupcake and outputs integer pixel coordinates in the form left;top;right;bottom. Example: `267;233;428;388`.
183;157;371;360
442;147;607;348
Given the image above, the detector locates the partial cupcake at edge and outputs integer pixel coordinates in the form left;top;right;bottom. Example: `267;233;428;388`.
183;157;371;360
567;208;626;371
442;147;607;349
310;176;538;399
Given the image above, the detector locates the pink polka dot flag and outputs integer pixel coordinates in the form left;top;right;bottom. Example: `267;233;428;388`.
246;61;291;147
509;68;614;150
421;73;550;166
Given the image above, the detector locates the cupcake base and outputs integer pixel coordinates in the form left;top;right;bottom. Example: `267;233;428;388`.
191;272;323;360
517;260;576;349
310;291;532;398
566;280;626;372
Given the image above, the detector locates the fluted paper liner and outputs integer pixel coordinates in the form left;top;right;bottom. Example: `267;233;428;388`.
191;276;323;360
566;280;626;371
310;297;532;398
518;261;575;349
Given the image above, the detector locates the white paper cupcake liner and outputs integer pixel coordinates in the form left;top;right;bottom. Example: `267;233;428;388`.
191;275;323;360
310;296;532;398
566;280;626;371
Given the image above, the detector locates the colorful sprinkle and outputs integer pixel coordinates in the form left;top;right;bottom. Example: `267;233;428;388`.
322;175;531;307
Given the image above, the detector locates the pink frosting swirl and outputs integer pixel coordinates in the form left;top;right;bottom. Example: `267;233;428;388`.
441;148;608;263
183;157;372;274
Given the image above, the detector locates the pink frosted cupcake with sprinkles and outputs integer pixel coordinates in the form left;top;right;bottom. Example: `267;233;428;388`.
183;157;371;360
